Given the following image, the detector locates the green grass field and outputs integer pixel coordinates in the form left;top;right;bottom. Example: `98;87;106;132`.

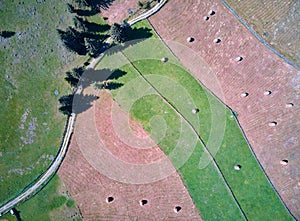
96;20;293;220
0;0;91;218
1;175;82;221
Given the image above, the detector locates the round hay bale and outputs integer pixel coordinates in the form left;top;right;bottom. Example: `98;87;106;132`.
106;196;114;203
161;57;168;63
174;206;182;213
280;159;288;166
187;37;194;43
203;16;209;21
213;38;221;43
234;165;241;170
208;10;215;16
241;92;249;97
235;56;243;62
268;121;277;127
54;89;59;96
264;90;271;96
285;103;294;108
139;199;148;206
192;108;199;114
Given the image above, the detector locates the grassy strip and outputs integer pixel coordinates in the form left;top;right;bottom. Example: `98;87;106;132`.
111;61;245;220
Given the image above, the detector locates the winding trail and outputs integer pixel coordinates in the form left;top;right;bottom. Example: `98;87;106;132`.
0;0;167;216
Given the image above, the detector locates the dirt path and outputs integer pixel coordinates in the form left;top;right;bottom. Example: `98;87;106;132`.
149;0;300;219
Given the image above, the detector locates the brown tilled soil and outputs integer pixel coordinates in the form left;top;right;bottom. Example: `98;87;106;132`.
101;0;138;24
58;91;202;220
225;0;299;66
149;0;300;219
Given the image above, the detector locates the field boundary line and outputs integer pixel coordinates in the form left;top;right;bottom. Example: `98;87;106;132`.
221;0;299;71
119;51;248;220
147;19;296;220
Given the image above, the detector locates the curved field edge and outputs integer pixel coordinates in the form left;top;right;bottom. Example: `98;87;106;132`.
95;20;293;220
223;0;299;68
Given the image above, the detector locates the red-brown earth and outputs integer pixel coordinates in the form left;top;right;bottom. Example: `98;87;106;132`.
58;91;202;220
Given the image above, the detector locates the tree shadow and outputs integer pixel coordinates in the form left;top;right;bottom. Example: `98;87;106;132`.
93;81;124;90
81;32;105;40
79;68;112;88
87;0;116;12
59;20;108;56
103;26;153;57
65;71;79;87
86;38;107;57
60;68;127;115
86;25;152;58
126;27;153;41
65;67;84;87
0;31;15;38
73;16;110;33
57;28;86;55
72;94;99;114
84;21;110;32
67;0;116;15
108;69;127;80
11;208;23;221
78;68;126;89
91;69;126;90
83;20;110;33
67;3;99;16
58;94;99;115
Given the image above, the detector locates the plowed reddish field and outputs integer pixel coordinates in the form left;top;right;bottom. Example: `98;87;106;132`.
58;91;202;220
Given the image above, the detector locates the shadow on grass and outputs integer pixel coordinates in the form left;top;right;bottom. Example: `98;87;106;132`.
104;26;153;57
57;28;86;55
65;67;85;87
0;31;16;38
94;81;124;90
83;20;110;33
87;0;116;12
74;16;111;33
59;94;99;115
79;68;126;88
67;0;115;15
104;82;123;90
11;208;23;221
81;32;106;40
73;94;99;114
108;69;127;80
60;68;127;115
67;3;98;16
126;27;153;41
